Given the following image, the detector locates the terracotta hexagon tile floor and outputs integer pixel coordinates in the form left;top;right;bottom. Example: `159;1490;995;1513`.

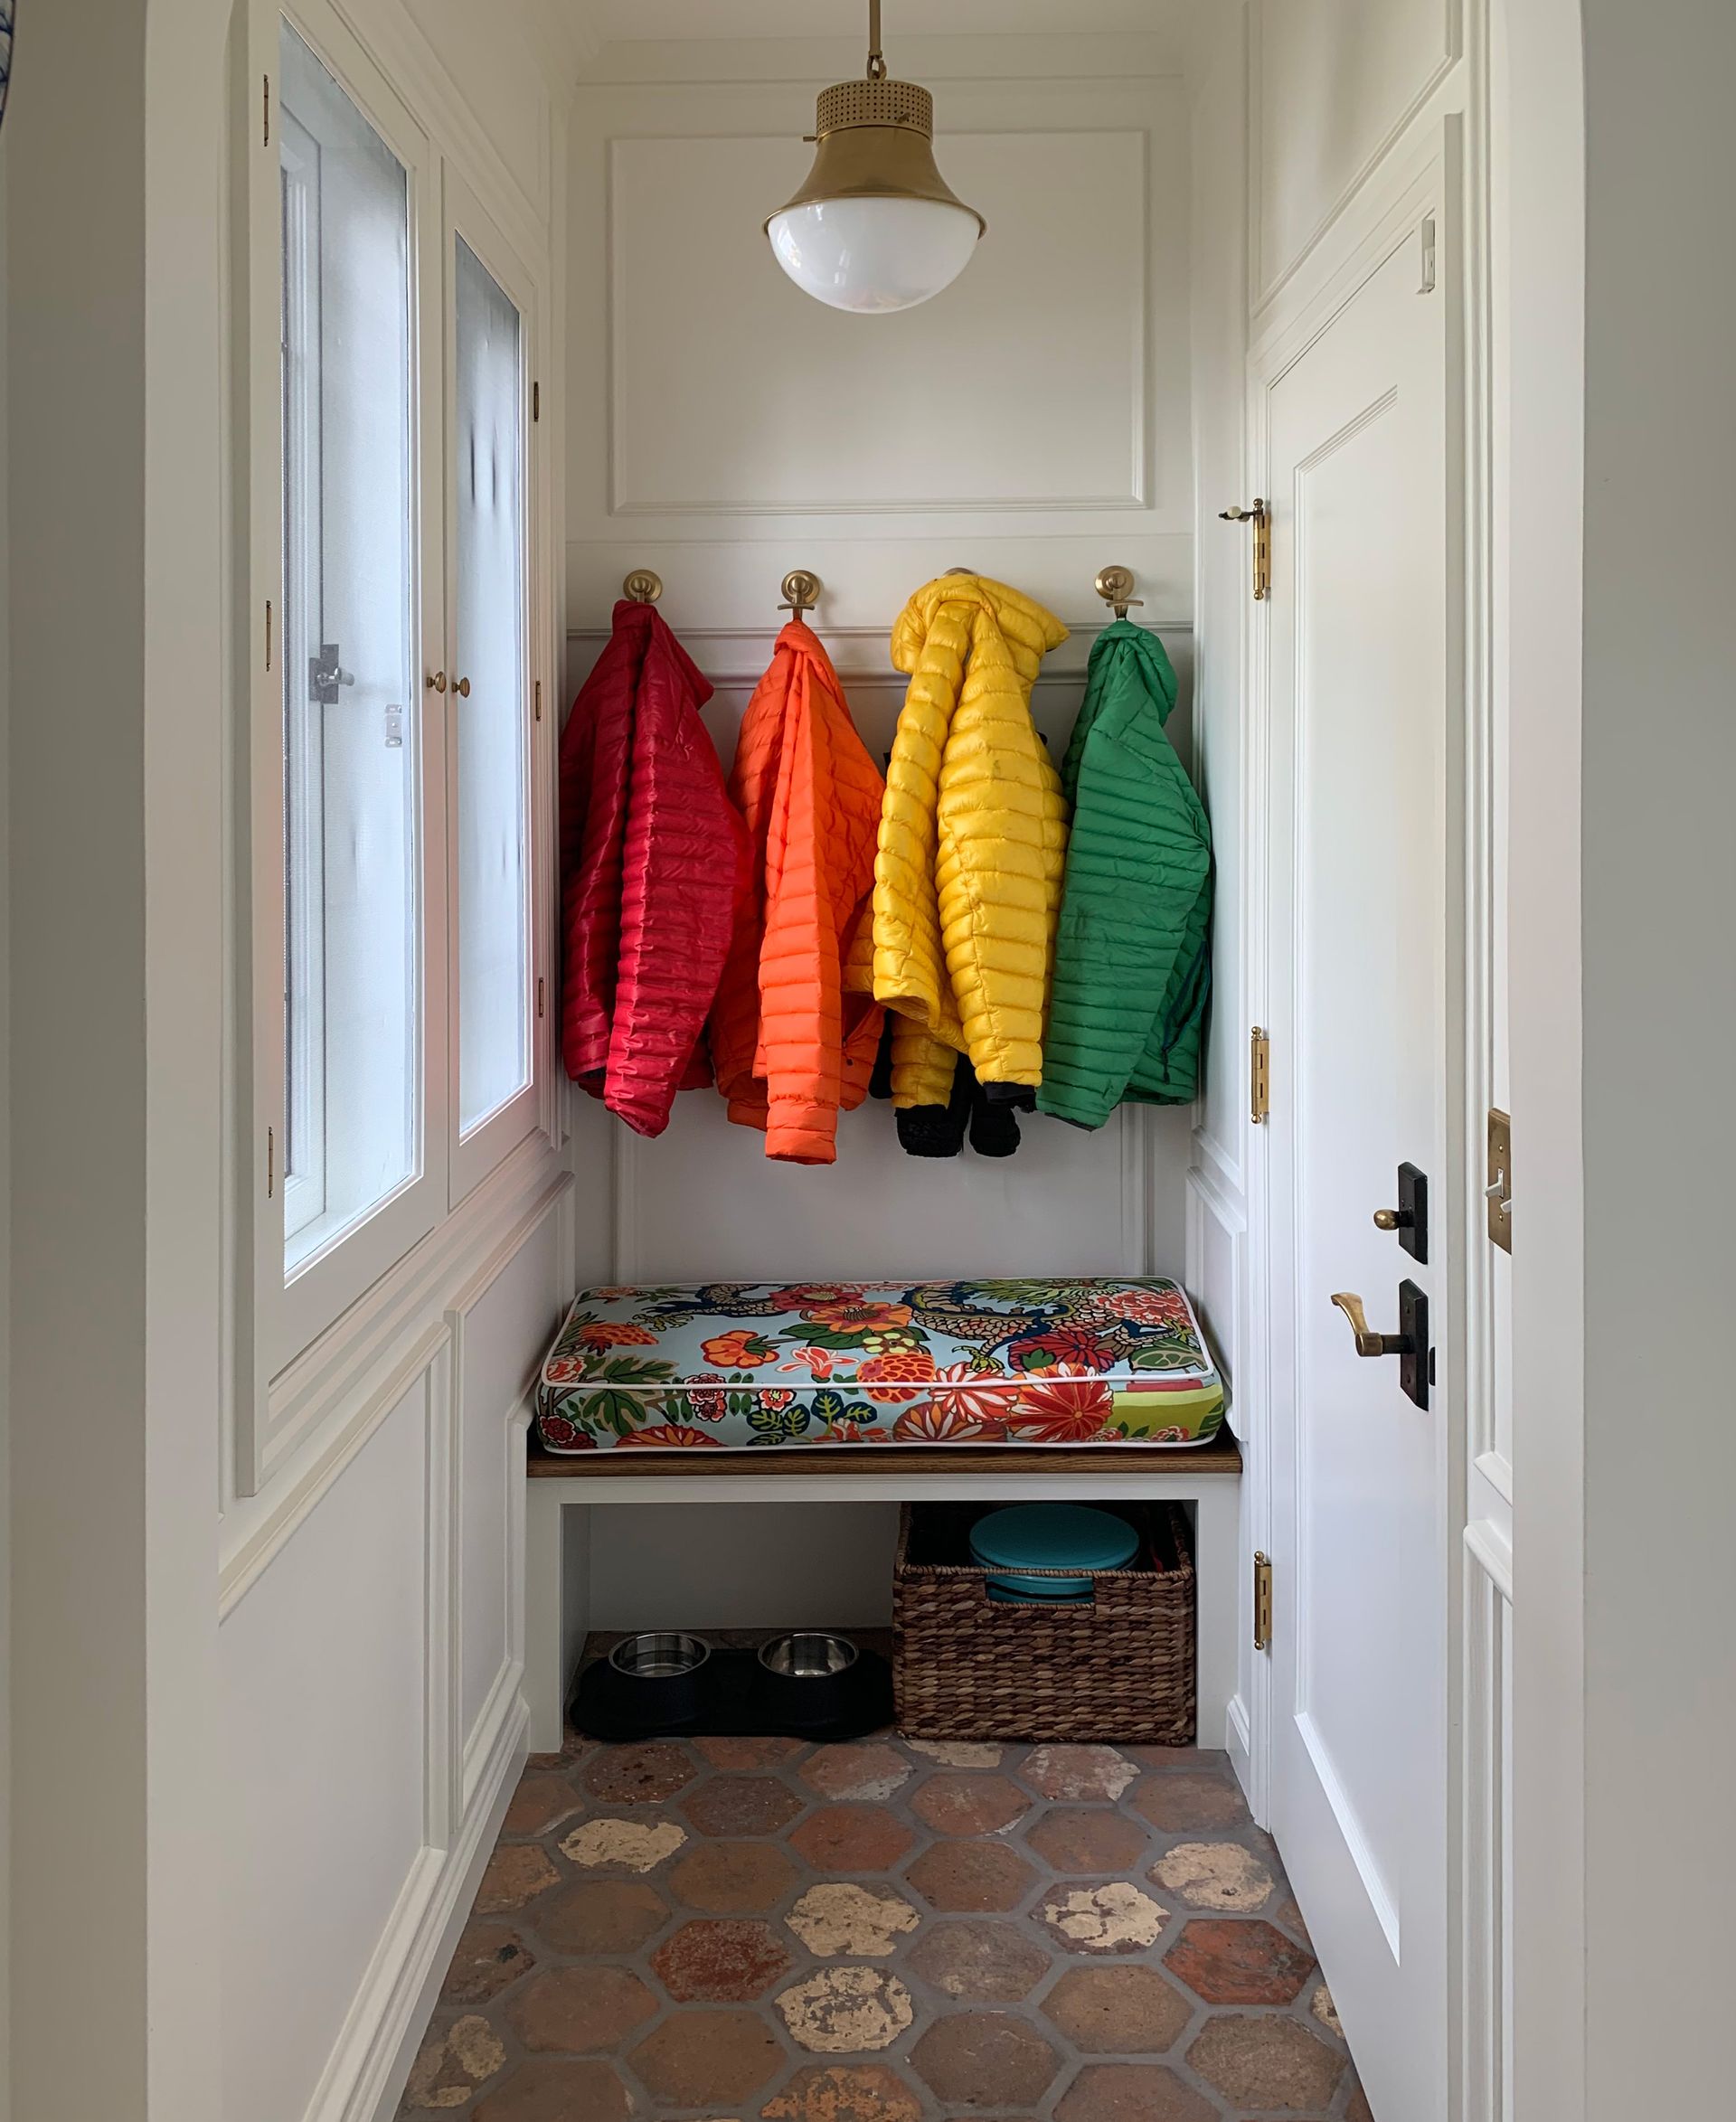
399;1698;1370;2118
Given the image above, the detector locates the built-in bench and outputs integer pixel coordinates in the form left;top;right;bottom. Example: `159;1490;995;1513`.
524;1431;1244;1752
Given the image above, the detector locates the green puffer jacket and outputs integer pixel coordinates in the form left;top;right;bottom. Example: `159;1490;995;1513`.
1037;621;1212;1128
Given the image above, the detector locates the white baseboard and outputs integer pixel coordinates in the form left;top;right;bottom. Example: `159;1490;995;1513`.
1226;1692;1255;1812
302;1686;529;2122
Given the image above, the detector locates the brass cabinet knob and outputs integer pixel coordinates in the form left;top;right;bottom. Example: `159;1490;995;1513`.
455;675;472;698
1373;1209;1401;1231
426;670;447;693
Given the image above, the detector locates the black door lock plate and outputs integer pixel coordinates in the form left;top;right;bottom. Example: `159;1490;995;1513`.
1399;1278;1429;1410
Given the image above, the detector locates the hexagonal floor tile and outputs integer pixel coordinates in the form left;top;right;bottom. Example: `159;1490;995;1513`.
905;1838;1037;1912
473;2060;632;2122
910;1772;1031;1836
1053;2063;1218;2122
1042;1965;1193;2054
790;1804;917;1873
1187;2014;1345;2110
909;2014;1061;2109
1148;1841;1274;1912
438;1919;535;2007
669;1838;801;1913
1021;1745;1138;1803
695;1735;808;1768
401;2014;507;2110
500;1772;585;1839
798;1741;913;1802
651;1918;794;2001
631;2009;787;2108
683;1775;806;1837
905;1919;1051;2003
1129;1768;1250;1833
1024;1807;1150;1875
776;1967;916;2054
581;1740;697;1805
557;1815;686;1874
760;2061;925;2122
1033;1880;1170;1956
1165;1918;1316;2004
786;1881;920;1958
505;1966;657;2054
474;1844;560;1914
533;1878;668;1957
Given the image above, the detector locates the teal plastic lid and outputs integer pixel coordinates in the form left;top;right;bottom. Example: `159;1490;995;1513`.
970;1504;1139;1596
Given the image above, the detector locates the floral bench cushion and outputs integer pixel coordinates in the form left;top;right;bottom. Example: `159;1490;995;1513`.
534;1278;1224;1454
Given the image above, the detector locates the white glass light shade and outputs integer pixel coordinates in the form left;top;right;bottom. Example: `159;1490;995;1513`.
768;195;980;315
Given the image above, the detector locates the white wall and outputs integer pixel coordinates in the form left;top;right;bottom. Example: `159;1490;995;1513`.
205;4;597;2114
0;94;11;2122
565;30;1199;1295
1575;3;1736;2113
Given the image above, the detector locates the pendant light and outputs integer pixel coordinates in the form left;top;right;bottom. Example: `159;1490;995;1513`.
765;0;985;316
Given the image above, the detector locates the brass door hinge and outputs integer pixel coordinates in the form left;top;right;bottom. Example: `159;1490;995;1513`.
533;679;542;723
1250;1026;1270;1126
1486;1108;1513;1253
533;380;540;422
265;598;272;672
267;1125;275;1199
536;976;546;1020
1221;499;1270;601
1253;1551;1274;1652
263;73;270;147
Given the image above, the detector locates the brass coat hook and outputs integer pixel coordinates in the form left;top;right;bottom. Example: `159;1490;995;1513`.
1094;565;1145;621
622;569;664;605
779;570;822;624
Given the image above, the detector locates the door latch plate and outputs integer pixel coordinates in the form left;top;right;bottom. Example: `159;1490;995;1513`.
1399;1278;1429;1410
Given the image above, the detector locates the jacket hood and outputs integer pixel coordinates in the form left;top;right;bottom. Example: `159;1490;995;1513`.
1087;618;1179;722
611;597;714;711
890;574;1068;682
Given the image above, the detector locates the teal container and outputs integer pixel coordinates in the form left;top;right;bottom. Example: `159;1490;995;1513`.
969;1503;1140;1605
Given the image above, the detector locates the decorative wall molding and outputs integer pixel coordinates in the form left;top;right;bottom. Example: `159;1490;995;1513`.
1462;1513;1513;2122
245;1136;565;1496
1249;0;1465;317
219;1325;452;1621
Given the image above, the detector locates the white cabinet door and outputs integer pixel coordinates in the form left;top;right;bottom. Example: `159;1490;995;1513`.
1261;208;1451;2122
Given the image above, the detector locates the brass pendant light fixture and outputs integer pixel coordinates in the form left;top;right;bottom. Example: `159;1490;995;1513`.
765;0;985;315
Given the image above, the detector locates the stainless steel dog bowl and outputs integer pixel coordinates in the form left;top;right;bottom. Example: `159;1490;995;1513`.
608;1631;711;1680
758;1631;860;1680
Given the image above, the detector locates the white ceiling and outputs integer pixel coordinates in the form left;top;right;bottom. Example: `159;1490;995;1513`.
581;2;1187;42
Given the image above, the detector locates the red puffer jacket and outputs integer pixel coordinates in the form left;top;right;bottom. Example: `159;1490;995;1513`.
561;600;748;1136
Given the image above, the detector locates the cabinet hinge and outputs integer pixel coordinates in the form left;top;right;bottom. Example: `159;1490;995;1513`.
1253;1551;1274;1652
1486;1107;1513;1253
534;680;542;723
537;976;546;1020
533;380;540;422
1250;1026;1270;1126
1420;214;1438;294
267;1125;275;1199
1220;499;1270;601
263;73;270;147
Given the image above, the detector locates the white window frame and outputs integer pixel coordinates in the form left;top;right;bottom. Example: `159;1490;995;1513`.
237;0;448;1425
442;167;546;1207
232;0;553;1489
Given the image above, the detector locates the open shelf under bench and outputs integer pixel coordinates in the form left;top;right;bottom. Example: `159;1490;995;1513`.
524;1429;1242;1757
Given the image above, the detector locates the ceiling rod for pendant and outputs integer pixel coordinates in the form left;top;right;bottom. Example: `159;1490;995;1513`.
867;0;885;80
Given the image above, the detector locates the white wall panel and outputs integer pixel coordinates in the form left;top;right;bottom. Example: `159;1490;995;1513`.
589;1503;900;1632
1252;0;1461;306
608;129;1150;515
454;1202;567;1749
221;1380;433;2122
567;54;1200;1292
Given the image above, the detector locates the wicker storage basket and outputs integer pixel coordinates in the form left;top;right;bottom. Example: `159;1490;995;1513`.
892;1501;1196;1744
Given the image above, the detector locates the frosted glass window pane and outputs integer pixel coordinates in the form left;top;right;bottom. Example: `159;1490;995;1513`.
279;23;419;1272
454;237;530;1135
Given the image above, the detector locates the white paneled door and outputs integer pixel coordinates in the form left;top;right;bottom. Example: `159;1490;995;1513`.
1261;205;1451;2122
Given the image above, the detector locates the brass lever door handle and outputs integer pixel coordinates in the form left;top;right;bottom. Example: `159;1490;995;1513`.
1330;1291;1415;1360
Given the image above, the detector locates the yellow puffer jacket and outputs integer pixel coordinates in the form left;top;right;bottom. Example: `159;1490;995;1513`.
869;575;1070;1107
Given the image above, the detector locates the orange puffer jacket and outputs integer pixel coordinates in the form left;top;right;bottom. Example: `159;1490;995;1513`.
710;623;885;1165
